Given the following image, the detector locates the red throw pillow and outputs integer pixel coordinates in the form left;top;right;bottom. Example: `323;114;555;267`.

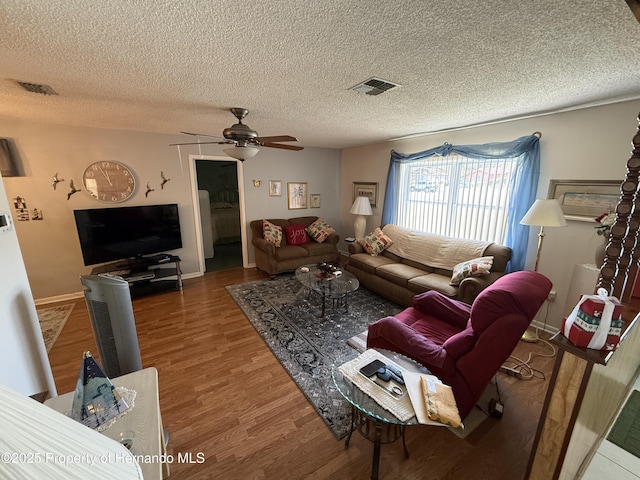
285;225;309;246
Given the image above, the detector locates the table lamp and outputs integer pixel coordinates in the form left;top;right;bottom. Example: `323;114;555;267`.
350;196;373;240
519;198;567;342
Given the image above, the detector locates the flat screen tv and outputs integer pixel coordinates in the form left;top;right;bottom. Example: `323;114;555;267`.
74;204;183;266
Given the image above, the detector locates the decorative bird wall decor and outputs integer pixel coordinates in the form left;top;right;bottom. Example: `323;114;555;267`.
67;179;80;200
160;171;170;190
145;182;155;198
52;172;64;190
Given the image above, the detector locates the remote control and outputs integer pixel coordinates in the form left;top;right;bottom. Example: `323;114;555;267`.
385;364;405;385
375;367;391;382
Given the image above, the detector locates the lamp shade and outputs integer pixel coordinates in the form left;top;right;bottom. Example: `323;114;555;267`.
520;199;567;227
223;145;260;160
350;196;373;216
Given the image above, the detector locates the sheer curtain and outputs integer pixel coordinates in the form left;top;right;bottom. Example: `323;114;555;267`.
381;135;540;272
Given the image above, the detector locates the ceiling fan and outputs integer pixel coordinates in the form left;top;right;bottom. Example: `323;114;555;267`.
170;108;303;160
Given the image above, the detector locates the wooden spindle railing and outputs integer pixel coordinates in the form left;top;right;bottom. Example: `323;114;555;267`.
597;113;640;300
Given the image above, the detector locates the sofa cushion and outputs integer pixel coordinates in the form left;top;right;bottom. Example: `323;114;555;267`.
274;244;309;261
409;274;459;297
402;257;435;273
301;241;338;256
377;263;427;287
349;252;397;275
450;256;493;286
263;219;283;247
382;250;403;263
306;218;335;243
360;227;394;255
284;224;308;245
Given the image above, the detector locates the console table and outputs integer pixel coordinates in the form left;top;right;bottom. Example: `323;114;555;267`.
91;254;183;297
45;367;169;480
526;313;640;479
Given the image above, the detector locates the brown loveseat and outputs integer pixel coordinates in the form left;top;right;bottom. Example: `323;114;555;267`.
347;224;512;306
250;216;340;277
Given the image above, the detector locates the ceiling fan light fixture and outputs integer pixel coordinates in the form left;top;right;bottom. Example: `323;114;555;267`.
223;145;260;160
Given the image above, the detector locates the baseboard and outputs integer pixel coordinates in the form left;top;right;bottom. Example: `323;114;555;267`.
529;319;559;336
35;291;84;306
36;266;256;305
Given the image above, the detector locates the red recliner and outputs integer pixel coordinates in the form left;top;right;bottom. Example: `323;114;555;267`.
367;270;552;419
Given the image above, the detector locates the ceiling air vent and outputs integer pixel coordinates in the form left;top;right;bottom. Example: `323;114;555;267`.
350;77;401;96
16;81;58;96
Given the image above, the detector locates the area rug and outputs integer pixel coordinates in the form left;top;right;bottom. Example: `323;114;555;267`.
607;389;640;458
226;274;402;439
37;304;74;352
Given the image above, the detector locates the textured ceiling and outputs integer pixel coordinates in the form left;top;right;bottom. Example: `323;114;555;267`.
1;0;639;149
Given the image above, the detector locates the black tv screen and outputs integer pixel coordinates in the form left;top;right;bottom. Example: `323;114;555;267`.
74;204;183;266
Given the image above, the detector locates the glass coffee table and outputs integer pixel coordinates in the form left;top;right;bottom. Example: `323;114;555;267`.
332;350;430;480
295;264;359;317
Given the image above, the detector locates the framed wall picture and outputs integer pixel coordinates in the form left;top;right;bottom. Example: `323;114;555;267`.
353;182;378;208
547;179;621;222
287;182;308;209
269;180;282;196
310;194;321;208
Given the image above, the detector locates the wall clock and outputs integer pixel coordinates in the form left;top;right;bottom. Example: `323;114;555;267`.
82;161;136;202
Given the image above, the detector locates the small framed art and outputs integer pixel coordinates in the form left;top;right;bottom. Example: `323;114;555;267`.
353;182;378;208
287;182;308;209
310;194;321;208
269;180;282;197
547;179;621;222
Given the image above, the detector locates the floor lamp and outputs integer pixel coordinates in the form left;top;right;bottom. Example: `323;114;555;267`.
350;196;372;240
519;199;567;342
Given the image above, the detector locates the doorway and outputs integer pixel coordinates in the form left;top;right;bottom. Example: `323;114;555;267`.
190;155;247;273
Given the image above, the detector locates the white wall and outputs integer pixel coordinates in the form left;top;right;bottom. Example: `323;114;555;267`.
0;173;56;396
0;118;341;300
340;99;640;330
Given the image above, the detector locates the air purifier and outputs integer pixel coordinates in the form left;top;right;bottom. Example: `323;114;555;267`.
80;274;142;378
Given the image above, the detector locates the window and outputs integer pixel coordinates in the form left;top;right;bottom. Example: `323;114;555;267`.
381;135;541;272
396;154;519;243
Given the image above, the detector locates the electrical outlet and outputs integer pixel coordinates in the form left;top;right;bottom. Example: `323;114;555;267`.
547;290;557;302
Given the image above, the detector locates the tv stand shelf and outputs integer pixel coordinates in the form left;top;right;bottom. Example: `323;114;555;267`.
91;255;183;297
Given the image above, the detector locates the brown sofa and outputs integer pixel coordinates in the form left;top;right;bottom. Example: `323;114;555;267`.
347;224;511;306
250;216;340;277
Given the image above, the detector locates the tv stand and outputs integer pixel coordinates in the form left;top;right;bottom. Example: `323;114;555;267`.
91;254;183;297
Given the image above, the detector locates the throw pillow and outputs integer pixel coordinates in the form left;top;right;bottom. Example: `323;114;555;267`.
263;219;283;247
284;224;309;246
360;227;394;256
449;256;494;286
306;218;335;243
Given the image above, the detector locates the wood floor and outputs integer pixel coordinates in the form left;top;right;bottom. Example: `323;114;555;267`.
47;267;555;480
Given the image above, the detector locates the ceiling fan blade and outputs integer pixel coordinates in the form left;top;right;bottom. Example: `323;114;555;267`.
626;0;640;22
179;131;222;139
262;142;304;151
256;135;298;143
168;140;233;146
